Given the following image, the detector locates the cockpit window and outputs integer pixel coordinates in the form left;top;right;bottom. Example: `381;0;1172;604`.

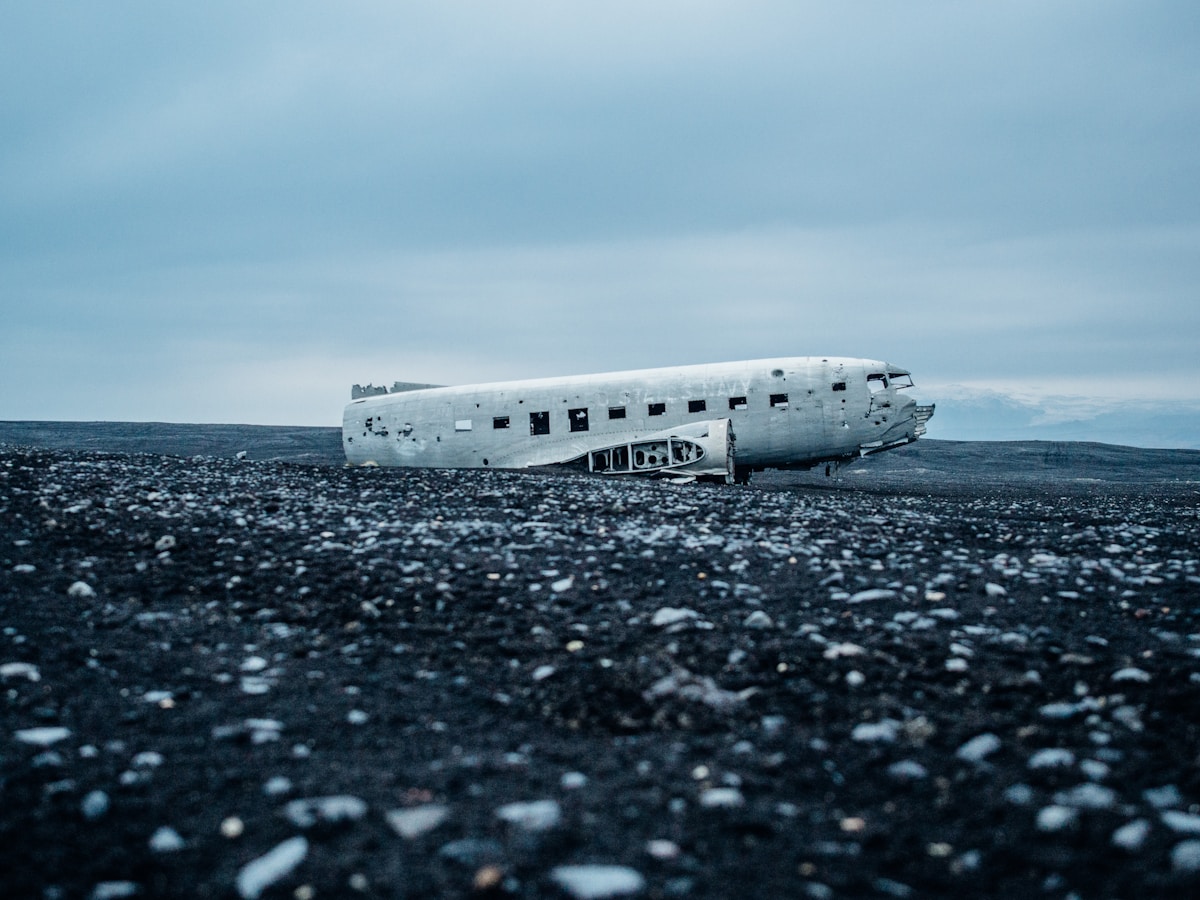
867;373;888;393
888;372;914;389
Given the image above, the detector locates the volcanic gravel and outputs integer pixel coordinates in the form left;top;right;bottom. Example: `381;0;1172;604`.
3;445;1200;899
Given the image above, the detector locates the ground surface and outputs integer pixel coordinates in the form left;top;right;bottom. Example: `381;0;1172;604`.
3;426;1200;899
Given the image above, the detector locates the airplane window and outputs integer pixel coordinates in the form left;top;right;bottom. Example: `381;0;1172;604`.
832;382;847;392
648;402;666;416
867;373;888;393
493;416;510;429
569;407;590;432
608;406;627;419
770;393;789;408
728;396;748;410
530;411;550;435
688;400;707;413
888;373;914;389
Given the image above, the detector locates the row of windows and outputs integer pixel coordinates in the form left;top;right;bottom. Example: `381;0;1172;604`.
488;393;799;435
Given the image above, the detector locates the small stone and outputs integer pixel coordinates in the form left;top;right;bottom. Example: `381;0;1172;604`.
743;611;773;629
496;799;561;832
887;760;928;781
1162;810;1200;835
852;720;898;743
154;535;176;552
347;709;368;725
1111;819;1151;851
89;882;139;899
532;665;556;682
1111;667;1151;684
149;826;185;852
1143;785;1183;809
221;817;245;838
1172;840;1200;873
700;787;744;809
1036;805;1078;832
15;726;71;747
263;777;293;797
984;583;1007;598
236;836;308;899
847;589;895;604
1054;783;1117;810
550;865;646;899
1028;748;1075;770
68;581;96;598
1004;784;1035;806
955;733;1001;764
284;796;368;828
386;804;449;839
651;607;698;627
81;790;110;820
0;662;40;681
561;771;588;789
646;839;680;860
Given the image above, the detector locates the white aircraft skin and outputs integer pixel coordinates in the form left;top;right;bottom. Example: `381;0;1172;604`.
342;356;934;483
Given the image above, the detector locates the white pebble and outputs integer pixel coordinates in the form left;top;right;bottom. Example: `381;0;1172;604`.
1172;840;1200;873
263;776;293;796
651;607;697;627
532;665;557;681
550;864;646;899
68;581;96;598
984;583;1007;598
149;826;185;852
699;787;744;809
82;790;110;820
386;804;449;839
852;720;899;743
347;709;369;725
0;662;40;681
284;795;367;828
743;610;773;629
1111;819;1151;851
1143;785;1183;809
847;589;895;604
1111;667;1151;683
1162;810;1200;835
15;726;71;747
646;839;680;859
1054;783;1117;810
561;771;589;789
1036;805;1078;832
887;760;928;781
90;882;139;899
496;799;562;832
956;733;1001;764
236;836;309;899
1028;748;1075;770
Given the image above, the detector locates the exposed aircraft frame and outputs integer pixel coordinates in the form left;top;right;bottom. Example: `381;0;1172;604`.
343;357;934;483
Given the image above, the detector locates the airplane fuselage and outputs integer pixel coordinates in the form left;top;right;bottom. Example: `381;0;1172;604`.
342;357;932;481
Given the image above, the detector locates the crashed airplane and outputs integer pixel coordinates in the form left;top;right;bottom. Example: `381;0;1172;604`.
343;357;934;483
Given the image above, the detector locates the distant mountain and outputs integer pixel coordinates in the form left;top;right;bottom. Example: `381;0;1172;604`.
923;388;1200;450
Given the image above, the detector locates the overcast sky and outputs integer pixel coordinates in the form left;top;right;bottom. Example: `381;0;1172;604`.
3;2;1198;439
